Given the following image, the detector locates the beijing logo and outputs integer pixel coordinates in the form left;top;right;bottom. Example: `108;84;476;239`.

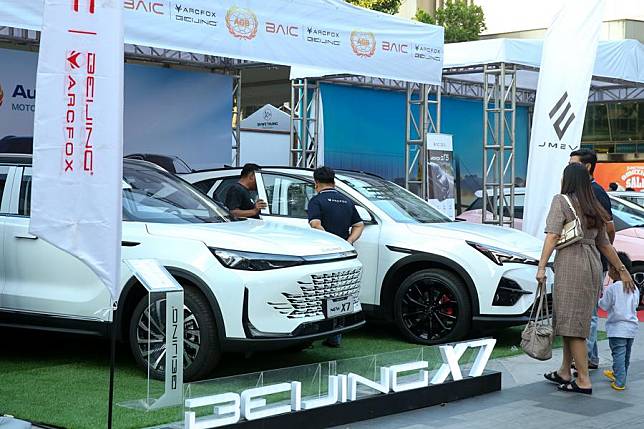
226;7;258;40
350;31;376;58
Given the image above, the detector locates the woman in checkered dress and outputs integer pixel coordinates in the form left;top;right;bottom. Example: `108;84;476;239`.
536;163;634;395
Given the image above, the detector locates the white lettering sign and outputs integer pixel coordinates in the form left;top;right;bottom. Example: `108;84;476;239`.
185;339;496;428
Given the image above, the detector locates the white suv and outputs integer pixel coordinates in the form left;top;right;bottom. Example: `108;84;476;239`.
185;168;554;345
0;156;364;380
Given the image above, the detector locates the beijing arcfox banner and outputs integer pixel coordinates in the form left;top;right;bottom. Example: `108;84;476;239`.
523;0;604;238
30;0;124;304
0;0;444;85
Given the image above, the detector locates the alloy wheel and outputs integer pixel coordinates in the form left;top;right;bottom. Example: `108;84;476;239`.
400;279;459;341
135;299;202;371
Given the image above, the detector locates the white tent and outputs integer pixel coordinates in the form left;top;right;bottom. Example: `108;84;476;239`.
443;38;644;89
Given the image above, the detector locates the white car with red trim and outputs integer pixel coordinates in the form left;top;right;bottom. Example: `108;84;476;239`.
185;167;554;345
0;155;364;381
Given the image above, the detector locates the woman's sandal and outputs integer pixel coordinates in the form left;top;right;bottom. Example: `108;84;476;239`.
544;371;570;384
557;380;592;395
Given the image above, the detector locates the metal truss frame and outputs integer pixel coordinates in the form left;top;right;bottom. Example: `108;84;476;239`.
289;79;320;169
405;82;442;199
482;63;516;227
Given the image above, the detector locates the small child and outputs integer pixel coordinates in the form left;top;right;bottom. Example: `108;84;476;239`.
598;251;640;391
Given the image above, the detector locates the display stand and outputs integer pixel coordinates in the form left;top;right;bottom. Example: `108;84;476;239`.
119;259;185;410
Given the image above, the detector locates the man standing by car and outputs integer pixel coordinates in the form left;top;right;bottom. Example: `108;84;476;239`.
308;166;365;347
570;149;616;370
225;163;267;220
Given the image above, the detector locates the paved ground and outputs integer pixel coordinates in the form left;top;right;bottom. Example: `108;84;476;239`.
334;321;644;429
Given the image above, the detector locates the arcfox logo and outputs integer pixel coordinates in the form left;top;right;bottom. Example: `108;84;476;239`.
549;92;575;140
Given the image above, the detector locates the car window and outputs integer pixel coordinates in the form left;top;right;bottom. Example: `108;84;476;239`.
212;177;257;206
18;167;32;216
0;166;10;214
262;173;315;218
192;178;217;195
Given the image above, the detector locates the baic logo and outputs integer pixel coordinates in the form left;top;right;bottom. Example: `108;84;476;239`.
350;31;376;58
549;91;575;140
123;0;165;15
226;7;258;40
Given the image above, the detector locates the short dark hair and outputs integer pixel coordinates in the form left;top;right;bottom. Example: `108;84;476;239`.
608;182;618;191
616;251;632;271
313;166;335;184
570;148;598;175
240;163;260;178
625;187;635;192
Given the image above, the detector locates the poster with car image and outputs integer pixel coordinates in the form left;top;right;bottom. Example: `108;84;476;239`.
427;133;455;219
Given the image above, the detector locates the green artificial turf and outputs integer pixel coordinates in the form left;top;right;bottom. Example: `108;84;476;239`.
0;325;607;429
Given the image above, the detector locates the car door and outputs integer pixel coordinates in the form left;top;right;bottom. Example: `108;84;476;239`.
257;172;382;306
0;164;14;306
2;166;110;319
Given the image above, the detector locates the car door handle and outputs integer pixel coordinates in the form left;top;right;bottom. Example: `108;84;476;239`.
15;233;38;240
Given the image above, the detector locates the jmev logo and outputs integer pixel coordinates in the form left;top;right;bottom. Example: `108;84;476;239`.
549;91;575;140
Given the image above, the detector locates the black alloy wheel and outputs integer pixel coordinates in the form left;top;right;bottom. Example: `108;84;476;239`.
394;269;471;344
129;286;220;381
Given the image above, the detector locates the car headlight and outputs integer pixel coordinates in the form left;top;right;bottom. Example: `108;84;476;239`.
467;241;538;266
210;248;358;271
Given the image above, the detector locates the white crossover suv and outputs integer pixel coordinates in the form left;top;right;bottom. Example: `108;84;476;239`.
185;168;554;345
0;156;364;380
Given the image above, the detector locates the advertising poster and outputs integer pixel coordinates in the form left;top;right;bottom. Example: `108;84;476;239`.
427;133;456;219
595;163;644;192
0;47;232;170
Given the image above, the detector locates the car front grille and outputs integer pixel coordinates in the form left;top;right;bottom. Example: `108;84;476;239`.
269;268;362;319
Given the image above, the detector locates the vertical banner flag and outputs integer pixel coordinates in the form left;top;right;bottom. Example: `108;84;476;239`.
523;0;604;237
30;0;124;306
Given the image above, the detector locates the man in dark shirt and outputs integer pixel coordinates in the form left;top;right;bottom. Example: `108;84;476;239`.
225;163;267;220
308;166;364;347
570;148;615;370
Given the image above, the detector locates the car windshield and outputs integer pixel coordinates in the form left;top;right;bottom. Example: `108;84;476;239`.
123;161;230;224
337;173;451;224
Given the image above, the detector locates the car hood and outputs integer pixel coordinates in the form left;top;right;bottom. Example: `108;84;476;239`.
405;222;544;257
146;219;352;256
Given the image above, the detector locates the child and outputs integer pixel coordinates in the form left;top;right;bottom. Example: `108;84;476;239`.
598;252;639;391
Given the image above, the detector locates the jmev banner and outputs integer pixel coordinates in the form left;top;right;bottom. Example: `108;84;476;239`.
30;0;124;306
0;0;444;85
523;0;604;237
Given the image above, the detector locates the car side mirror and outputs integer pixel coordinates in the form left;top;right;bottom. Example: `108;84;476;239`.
356;206;374;223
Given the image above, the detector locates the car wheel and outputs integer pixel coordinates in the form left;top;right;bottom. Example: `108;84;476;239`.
631;263;644;310
393;269;471;345
128;286;221;382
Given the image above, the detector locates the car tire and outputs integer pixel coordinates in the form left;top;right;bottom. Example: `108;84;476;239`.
128;285;221;382
393;269;471;345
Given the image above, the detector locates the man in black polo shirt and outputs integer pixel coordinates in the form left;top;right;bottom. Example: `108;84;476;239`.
569;148;615;370
225;163;267;220
308;166;364;347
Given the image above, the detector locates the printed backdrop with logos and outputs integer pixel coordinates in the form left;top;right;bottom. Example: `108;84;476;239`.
0;48;232;169
0;0;444;85
595;163;644;192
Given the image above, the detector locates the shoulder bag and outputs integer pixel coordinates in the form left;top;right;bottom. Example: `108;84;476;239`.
555;194;583;250
520;281;553;360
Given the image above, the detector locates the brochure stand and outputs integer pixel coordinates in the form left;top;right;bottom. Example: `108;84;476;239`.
119;259;184;411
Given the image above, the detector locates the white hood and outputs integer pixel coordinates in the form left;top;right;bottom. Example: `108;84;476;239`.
146;219;352;256
406;222;544;257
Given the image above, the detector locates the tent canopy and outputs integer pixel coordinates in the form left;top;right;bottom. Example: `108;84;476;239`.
0;0;444;85
292;38;644;90
443;38;644;90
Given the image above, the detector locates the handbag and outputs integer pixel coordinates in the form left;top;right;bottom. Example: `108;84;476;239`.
555;194;583;250
521;281;553;360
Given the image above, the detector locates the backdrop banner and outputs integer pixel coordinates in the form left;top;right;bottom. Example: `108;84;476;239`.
522;0;604;238
595;163;644;192
0;0;444;85
30;0;124;303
